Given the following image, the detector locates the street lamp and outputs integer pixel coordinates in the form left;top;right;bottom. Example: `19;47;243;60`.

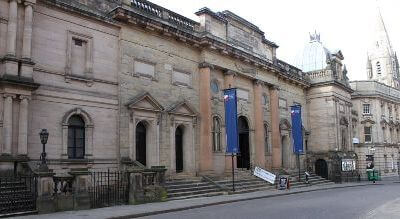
39;129;49;172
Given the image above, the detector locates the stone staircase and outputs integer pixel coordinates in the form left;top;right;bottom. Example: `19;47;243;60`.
164;171;335;201
164;177;225;201
213;170;275;194
0;176;37;217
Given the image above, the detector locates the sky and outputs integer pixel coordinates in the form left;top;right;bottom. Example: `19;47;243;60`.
149;0;400;81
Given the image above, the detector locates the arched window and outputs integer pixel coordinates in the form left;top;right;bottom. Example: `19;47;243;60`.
212;116;221;152
264;124;269;154
68;115;85;159
376;61;381;75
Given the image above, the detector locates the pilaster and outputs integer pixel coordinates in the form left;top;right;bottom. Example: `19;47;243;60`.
269;86;281;169
198;62;213;173
17;95;30;156
253;80;265;167
2;94;16;155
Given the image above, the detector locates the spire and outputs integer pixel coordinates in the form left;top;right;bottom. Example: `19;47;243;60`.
374;1;393;54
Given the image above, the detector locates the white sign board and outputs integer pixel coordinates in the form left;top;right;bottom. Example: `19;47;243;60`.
253;166;276;184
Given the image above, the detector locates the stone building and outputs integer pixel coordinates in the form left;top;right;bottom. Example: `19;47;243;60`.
295;33;356;180
0;0;361;180
350;9;400;179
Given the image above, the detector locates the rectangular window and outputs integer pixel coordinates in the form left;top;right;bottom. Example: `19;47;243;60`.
237;89;249;100
364;126;372;143
363;104;370;115
71;38;87;77
279;98;287;109
134;60;155;78
172;70;191;86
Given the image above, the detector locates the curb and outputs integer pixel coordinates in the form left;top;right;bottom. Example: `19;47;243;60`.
111;183;381;219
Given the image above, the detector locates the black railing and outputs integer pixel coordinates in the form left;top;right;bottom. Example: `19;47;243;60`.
0;174;37;216
88;170;130;208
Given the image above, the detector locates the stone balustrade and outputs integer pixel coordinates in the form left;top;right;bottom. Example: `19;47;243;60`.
130;0;198;30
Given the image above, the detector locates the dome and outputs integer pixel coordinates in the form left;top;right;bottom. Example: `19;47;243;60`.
294;33;331;72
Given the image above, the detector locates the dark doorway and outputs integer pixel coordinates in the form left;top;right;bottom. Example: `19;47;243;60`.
136;122;146;166
175;126;184;173
315;159;328;179
237;116;250;169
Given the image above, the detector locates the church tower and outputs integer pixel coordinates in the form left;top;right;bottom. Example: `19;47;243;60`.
366;6;400;88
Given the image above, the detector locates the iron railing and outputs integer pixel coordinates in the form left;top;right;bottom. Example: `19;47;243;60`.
0;174;37;216
88;170;130;208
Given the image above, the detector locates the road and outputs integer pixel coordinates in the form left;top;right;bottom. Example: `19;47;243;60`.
139;182;400;219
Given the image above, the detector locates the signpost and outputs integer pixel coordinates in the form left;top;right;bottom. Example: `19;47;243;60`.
224;88;239;192
291;105;303;181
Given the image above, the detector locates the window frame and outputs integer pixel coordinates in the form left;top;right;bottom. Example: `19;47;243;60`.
364;126;372;143
362;104;371;115
212;116;222;152
67;115;86;159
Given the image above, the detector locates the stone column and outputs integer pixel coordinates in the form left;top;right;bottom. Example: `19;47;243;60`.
224;70;236;172
18;96;29;156
3;94;15;155
4;0;19;77
6;0;18;57
269;86;281;169
253;80;265;167
198;62;213;173
22;1;34;60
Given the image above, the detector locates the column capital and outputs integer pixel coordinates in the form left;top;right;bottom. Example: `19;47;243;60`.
223;69;237;76
269;85;280;91
3;93;17;99
19;95;31;100
23;0;35;6
253;79;263;86
198;62;214;69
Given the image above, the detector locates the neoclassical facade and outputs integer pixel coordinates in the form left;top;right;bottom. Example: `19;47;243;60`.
0;0;364;180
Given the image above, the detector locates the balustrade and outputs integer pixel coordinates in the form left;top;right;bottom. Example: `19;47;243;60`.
130;0;197;30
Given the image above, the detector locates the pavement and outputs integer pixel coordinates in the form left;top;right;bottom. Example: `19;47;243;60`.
15;180;387;219
365;182;400;219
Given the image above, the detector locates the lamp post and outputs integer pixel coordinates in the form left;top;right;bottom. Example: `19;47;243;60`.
39;129;49;172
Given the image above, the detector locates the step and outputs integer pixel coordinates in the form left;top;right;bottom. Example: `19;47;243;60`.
164;181;210;189
167;191;225;201
0;210;37;218
166;184;218;193
167;188;221;198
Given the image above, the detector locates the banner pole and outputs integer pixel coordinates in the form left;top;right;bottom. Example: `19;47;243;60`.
232;153;235;192
297;153;301;182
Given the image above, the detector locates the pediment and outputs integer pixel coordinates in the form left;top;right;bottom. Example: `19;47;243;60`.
167;100;197;117
360;118;375;125
126;92;163;112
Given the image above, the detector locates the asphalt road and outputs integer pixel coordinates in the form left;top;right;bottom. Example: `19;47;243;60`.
139;182;400;219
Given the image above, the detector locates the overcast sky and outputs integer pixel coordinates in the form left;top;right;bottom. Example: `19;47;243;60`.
149;0;400;81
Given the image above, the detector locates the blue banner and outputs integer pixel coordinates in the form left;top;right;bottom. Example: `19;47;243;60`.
224;88;239;154
291;105;303;154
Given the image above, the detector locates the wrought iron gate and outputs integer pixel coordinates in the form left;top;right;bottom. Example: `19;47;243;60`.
88;170;130;208
0;174;37;216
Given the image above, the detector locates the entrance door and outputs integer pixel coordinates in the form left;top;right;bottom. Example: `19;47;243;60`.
281;135;289;168
136;122;146;166
237;116;250;169
315;159;328;179
175;126;184;173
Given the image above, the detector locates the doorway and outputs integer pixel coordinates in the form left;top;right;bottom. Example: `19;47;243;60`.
175;126;184;173
315;159;328;179
281;135;289;168
237;116;250;169
136;121;147;166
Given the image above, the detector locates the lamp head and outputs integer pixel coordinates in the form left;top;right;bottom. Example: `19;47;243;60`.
39;129;49;144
